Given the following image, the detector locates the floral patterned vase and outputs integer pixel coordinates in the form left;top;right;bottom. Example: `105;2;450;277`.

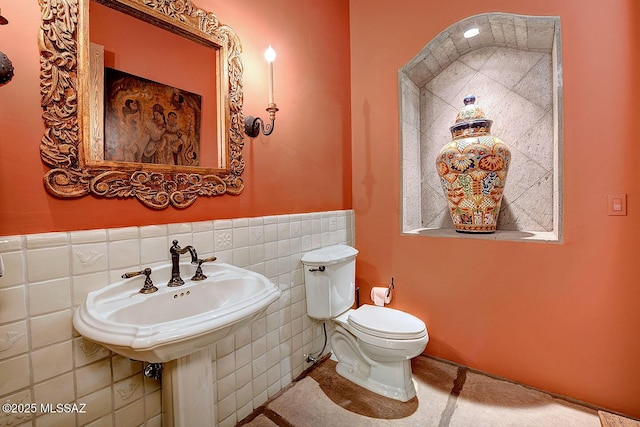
435;95;511;233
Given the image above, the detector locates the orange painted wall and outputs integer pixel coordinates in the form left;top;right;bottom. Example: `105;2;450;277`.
0;0;352;235
350;0;640;418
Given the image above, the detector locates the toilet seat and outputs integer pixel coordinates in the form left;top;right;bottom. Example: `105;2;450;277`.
347;305;427;340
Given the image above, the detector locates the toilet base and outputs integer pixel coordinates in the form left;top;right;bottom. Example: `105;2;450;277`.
334;357;417;402
331;325;418;402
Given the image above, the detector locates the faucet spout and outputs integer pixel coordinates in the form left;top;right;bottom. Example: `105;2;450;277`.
186;246;198;264
168;240;198;287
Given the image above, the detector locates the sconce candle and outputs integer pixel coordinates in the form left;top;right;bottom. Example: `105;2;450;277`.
265;45;276;103
244;45;280;138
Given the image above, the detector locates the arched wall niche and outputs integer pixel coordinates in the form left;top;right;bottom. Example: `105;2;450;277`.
399;13;563;242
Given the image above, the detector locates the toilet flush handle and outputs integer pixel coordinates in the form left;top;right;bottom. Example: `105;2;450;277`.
308;265;326;272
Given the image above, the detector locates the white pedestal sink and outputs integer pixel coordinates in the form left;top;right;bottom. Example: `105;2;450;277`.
73;261;281;426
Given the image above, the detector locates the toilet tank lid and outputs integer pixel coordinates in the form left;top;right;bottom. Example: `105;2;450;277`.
301;245;358;264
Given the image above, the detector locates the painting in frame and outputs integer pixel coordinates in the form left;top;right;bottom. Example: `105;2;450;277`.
104;67;202;167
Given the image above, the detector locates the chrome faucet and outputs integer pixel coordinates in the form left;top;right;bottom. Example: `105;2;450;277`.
168;240;198;287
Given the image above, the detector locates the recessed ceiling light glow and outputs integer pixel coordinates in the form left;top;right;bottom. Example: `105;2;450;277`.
464;28;480;38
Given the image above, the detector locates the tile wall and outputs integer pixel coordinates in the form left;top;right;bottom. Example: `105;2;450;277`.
0;210;354;426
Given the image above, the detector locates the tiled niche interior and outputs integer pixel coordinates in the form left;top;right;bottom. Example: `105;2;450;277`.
0;210;353;427
400;13;563;242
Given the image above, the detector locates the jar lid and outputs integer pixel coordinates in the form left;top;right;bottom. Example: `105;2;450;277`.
449;95;493;139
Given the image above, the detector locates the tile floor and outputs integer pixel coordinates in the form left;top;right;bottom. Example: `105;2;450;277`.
238;355;605;427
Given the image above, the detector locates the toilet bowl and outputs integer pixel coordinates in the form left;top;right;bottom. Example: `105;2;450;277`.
301;245;429;402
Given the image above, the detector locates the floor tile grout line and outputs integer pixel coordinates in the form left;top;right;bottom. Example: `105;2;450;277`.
263;408;296;427
424;354;629;420
438;366;468;427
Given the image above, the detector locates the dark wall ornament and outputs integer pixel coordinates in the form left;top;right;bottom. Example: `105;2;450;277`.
0;7;13;87
0;50;12;86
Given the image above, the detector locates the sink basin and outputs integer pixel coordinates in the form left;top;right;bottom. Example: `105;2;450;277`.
73;262;281;362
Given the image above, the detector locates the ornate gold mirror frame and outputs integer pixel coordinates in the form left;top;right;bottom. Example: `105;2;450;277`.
39;0;244;209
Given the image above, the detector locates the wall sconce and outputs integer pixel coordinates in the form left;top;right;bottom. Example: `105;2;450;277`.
244;45;279;138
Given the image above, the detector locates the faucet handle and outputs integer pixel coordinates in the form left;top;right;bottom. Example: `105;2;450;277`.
122;267;158;294
191;256;218;281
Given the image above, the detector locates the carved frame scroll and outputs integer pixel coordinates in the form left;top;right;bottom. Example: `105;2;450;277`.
39;0;245;209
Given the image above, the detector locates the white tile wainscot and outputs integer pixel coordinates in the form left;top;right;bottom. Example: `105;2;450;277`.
0;210;354;427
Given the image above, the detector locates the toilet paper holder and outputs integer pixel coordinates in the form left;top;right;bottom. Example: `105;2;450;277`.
387;277;394;298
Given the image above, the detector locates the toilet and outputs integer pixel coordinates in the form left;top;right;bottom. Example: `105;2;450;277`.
301;244;428;402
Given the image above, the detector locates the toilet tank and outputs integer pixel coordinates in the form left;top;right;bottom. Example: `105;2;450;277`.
301;245;358;320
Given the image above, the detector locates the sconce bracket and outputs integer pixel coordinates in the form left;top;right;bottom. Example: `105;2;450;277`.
244;103;279;138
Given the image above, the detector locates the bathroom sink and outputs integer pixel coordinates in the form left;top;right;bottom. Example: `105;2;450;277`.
73;262;281;362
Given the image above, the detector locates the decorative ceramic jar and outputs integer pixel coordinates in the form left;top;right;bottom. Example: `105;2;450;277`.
435;95;511;233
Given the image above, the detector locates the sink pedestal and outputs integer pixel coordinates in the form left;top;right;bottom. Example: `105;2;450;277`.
162;347;215;427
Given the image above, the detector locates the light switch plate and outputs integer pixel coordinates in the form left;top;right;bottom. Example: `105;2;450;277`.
607;194;627;216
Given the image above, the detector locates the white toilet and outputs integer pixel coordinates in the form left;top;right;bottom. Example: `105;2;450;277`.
301;244;428;402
